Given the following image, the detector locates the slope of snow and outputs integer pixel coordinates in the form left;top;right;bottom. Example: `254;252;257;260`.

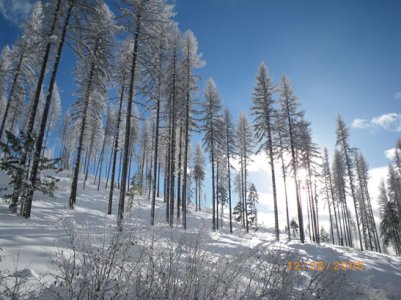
0;170;401;299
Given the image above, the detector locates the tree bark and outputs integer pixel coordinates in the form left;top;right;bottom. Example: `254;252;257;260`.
24;3;72;217
108;80;125;215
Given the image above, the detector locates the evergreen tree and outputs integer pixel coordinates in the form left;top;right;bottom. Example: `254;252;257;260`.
69;2;116;209
387;164;401;218
251;63;279;240
336;115;363;250
180;30;204;229
193;143;205;212
379;180;401;255
322;148;340;245
279;75;305;243
200;78;223;230
332;150;352;247
320;227;330;243
236;112;253;233
297;118;320;243
247;183;259;230
275;111;291;240
355;151;381;252
0;1;46;141
223;108;237;233
117;0;174;229
290;218;299;237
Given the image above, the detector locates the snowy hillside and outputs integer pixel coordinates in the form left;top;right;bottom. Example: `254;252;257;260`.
1;171;400;299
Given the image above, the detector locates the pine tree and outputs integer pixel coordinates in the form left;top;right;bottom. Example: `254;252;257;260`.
320;227;330;243
297;118;320;243
69;2;115;209
290;218;299;237
223;108;237;233
180;30;204;229
117;0;174;229
336;115;363;250
332;150;352;247
251;63;279;240
247;183;259;230
387;164;401;218
322;148;340;245
193;143;205;212
274;111;291;240
279;75;305;243
0;1;46;141
236;112;253;233
355;151;381;252
201;78;223;230
379;180;401;255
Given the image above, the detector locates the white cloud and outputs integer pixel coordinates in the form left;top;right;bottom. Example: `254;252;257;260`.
351;118;369;129
371;113;401;129
352;113;401;132
384;148;397;160
0;0;33;24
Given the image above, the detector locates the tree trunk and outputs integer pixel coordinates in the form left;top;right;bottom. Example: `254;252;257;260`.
108;82;124;214
177;125;183;220
0;51;23;141
117;12;142;229
226;129;233;233
284;95;305;242
151;83;161;224
23;3;72;217
344;150;363;250
216;157;219;230
83;127;95;189
69;54;96;209
267;124;279;240
26;0;61;136
244;154;249;233
105;141;114;189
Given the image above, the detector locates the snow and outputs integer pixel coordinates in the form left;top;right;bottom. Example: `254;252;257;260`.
1;170;401;299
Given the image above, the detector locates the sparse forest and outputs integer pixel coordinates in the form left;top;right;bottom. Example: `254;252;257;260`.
1;0;401;298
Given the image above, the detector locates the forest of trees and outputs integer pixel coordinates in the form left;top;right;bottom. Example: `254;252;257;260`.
0;0;400;256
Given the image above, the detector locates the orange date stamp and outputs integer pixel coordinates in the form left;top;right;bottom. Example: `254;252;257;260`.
287;260;364;271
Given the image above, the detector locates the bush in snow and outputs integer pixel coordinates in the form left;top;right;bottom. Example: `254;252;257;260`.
36;218;354;300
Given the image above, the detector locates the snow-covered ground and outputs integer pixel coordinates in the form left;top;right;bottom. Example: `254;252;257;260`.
1;171;401;299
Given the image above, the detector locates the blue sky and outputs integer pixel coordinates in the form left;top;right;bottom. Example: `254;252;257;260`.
1;0;400;167
1;0;401;228
174;0;401;170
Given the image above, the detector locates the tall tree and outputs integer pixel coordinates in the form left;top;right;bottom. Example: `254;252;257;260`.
193;143;205;212
69;2;115;209
297;118;320;243
118;0;173;228
279;75;305;243
332;150;352;247
336;115;363;251
251;63;279;240
0;1;47;141
275;111;291;240
223;108;237;233
236;112;253;233
355;151;381;252
247;183;259;230
322;148;340;245
201;78;223;230
387;164;401;218
180;30;204;229
379;180;401;255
